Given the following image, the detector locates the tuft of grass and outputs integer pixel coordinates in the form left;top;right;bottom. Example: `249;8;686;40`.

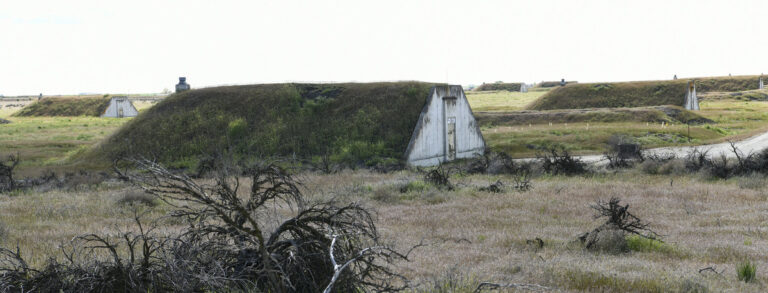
626;235;677;255
400;180;430;193
736;260;757;283
116;190;158;207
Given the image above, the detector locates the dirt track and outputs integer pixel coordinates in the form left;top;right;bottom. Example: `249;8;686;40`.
578;130;768;163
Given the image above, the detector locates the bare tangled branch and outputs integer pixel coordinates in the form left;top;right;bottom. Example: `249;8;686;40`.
1;157;415;292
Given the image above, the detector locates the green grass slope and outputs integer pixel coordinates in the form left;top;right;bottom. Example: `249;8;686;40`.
87;82;435;168
529;75;764;110
475;83;523;91
14;97;111;117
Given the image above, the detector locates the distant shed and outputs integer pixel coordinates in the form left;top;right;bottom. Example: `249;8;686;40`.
101;96;138;118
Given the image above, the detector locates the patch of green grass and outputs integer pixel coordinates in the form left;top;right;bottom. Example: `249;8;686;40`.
400;180;430;193
626;235;678;255
0;117;128;176
736;260;757;283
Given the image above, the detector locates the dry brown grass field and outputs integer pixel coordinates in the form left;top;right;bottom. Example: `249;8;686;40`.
2;169;768;292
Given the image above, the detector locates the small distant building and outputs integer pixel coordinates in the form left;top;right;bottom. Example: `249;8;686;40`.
673;74;677;80
560;78;566;86
760;75;764;90
404;85;486;166
175;77;191;93
520;83;528;93
102;96;138;118
683;81;700;111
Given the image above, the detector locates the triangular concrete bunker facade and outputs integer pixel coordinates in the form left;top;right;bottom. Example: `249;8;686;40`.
102;96;139;118
683;81;700;111
404;85;486;166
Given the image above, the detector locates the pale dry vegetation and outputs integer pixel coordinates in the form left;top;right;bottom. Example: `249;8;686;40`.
4;165;767;291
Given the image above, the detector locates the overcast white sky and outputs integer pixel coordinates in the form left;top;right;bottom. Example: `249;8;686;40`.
1;0;766;95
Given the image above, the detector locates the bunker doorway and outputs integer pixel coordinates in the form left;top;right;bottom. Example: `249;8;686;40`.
443;97;457;161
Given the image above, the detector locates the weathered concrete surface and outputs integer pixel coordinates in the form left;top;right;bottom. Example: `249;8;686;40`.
102;96;138;118
405;85;486;166
684;81;700;110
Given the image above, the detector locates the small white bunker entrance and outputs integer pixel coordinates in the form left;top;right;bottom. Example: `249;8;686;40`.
683;81;700;111
102;96;139;118
404;85;486;166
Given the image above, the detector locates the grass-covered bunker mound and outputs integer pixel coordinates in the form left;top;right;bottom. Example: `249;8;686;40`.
476;105;711;127
474;83;523;91
91;82;436;167
529;75;764;110
14;96;111;117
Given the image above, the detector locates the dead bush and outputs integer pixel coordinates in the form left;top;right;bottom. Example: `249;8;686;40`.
424;165;454;190
0;154;19;192
579;197;660;253
604;135;643;169
537;146;588;176
60;170;109;190
512;171;533;192
657;159;687;175
0;158;416;292
465;151;516;175
638;160;663;174
479;180;504;193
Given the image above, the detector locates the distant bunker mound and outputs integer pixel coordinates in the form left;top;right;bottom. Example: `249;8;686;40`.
476;106;712;127
93;82;486;167
13;96;111;117
529;75;764;110
475;83;523;92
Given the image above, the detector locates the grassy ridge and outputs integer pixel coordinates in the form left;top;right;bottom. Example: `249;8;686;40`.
536;80;577;88
87;82;435;168
475;106;710;126
14;96;111;117
474;83;523;91
529;75;764;110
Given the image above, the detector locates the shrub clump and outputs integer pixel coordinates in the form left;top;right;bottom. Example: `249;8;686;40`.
579;197;660;254
537;146;588;176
